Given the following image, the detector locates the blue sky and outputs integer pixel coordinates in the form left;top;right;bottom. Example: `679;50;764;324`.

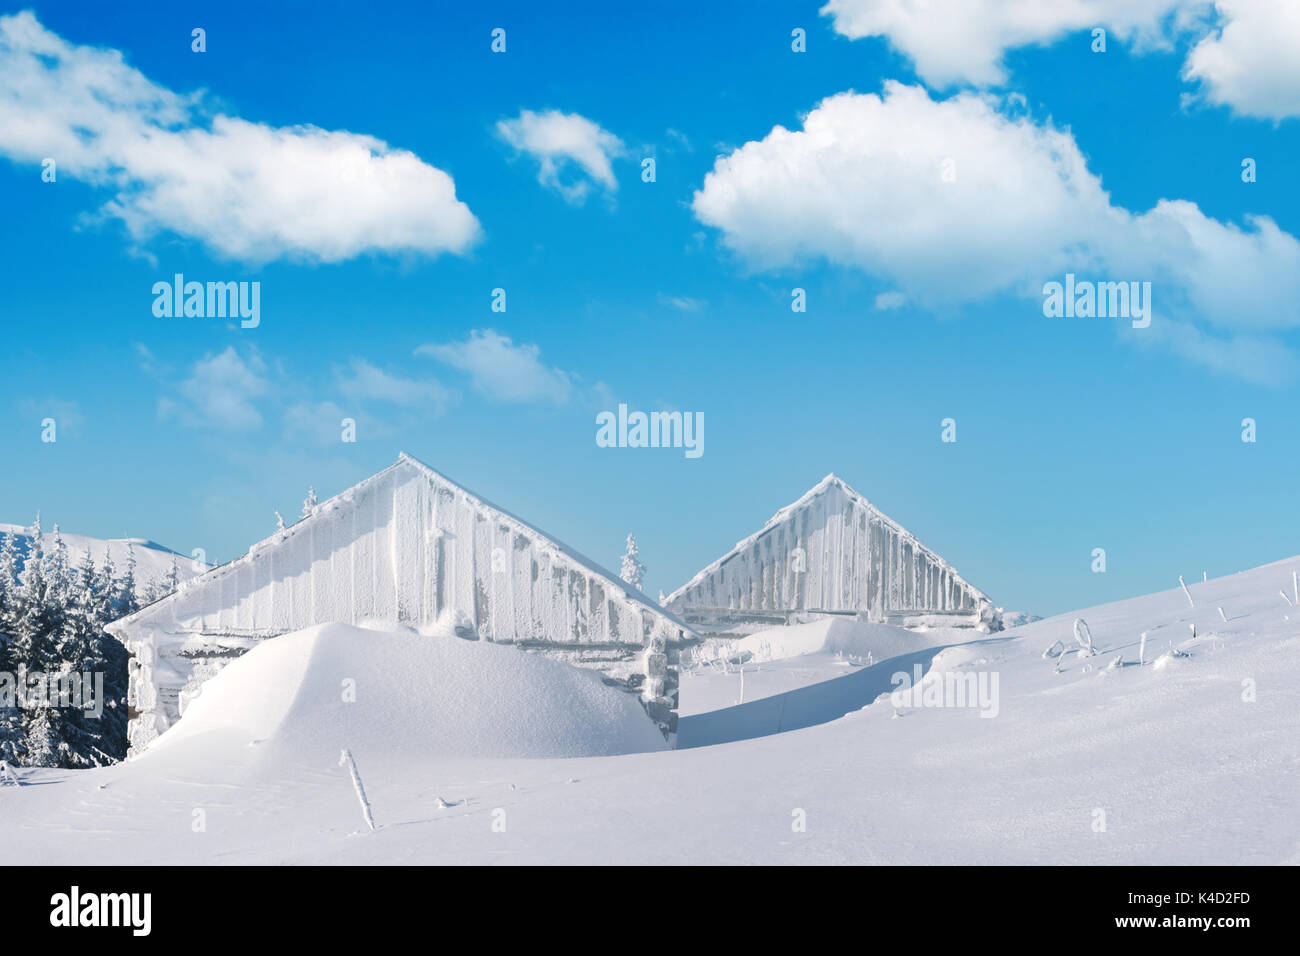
2;0;1299;616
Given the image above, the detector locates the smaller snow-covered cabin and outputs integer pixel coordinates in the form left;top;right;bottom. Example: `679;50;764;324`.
107;454;690;756
666;474;998;634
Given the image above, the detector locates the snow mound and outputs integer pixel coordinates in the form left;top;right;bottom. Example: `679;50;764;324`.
725;616;954;664
146;623;667;762
1001;610;1043;628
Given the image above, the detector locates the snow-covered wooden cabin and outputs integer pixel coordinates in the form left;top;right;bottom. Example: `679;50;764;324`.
665;474;998;634
107;453;690;756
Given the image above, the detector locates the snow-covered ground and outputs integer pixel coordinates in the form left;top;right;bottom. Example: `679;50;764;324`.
2;556;1298;864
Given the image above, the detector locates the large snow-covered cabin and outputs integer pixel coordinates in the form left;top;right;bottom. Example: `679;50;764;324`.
665;474;998;634
107;453;690;755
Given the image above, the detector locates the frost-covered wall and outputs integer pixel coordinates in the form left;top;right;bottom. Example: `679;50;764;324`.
666;474;994;630
108;454;688;755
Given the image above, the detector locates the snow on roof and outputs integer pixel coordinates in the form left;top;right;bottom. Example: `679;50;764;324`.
107;453;690;637
665;472;989;606
395;452;690;629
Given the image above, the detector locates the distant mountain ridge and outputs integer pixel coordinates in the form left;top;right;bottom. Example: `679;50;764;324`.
0;522;208;588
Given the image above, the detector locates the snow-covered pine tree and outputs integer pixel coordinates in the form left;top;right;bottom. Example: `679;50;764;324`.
59;549;100;663
0;531;20;763
20;706;59;769
301;487;318;519
619;534;645;590
11;519;66;768
45;525;73;607
117;542;139;618
15;515;56;663
49;549;125;769
0;528;19;633
0;525;130;768
275;510;286;531
94;549;116;621
76;548;129;766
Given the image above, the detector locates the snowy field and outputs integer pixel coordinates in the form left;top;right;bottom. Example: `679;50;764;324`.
2;557;1298;865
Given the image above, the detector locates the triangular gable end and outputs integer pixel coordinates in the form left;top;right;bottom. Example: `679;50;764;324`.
665;473;996;634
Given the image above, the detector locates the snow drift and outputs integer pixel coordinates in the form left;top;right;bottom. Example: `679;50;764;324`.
692;616;959;668
145;622;668;762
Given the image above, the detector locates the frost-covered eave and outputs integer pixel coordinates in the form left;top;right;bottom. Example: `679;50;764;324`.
106;457;414;642
665;472;990;606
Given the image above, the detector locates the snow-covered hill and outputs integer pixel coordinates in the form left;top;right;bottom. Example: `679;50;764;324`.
1;555;1297;864
0;522;206;588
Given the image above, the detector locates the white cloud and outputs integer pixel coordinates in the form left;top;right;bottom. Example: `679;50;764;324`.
283;400;353;447
416;330;573;403
691;83;1300;381
496;109;625;204
1182;0;1300;120
19;398;84;436
0;11;480;262
822;0;1300;120
874;291;907;310
336;358;453;410
819;0;1194;87
163;347;270;431
658;293;707;312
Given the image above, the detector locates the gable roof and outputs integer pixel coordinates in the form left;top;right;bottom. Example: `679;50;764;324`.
107;452;689;637
665;472;989;607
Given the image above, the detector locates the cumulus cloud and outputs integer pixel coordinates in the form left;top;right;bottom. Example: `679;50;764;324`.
819;0;1194;87
416;330;573;403
496;109;625;204
820;0;1300;121
0;11;481;262
1182;0;1300;120
691;82;1300;381
161;346;271;431
336;358;453;410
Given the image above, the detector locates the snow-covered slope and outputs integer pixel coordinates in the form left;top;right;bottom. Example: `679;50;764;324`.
0;522;205;587
1;555;1298;864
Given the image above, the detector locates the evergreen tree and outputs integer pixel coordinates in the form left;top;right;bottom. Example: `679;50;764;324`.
94;550;117;622
0;534;20;763
117;542;139;618
619;534;646;590
44;525;73;613
58;549;100;663
47;550;125;768
20;706;59;768
0;528;23;763
300;487;318;519
0;528;19;634
0;522;139;767
15;515;56;663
